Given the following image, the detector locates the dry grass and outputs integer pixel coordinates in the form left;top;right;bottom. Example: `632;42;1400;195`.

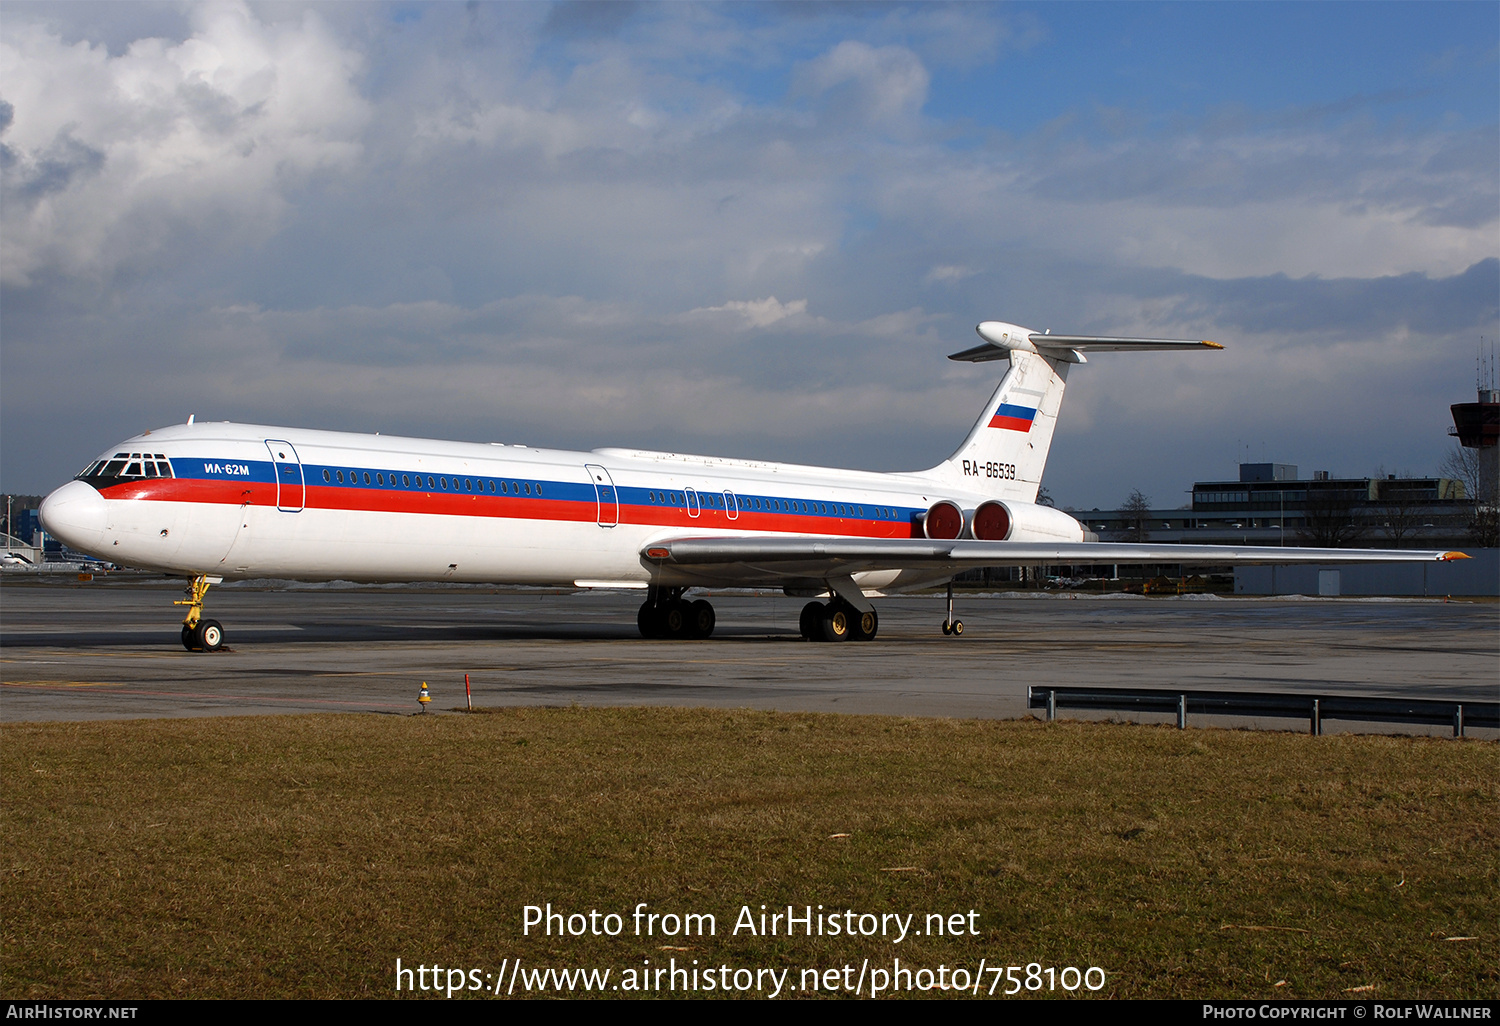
3;708;1495;999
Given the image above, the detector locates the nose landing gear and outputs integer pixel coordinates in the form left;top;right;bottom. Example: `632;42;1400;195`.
175;574;226;651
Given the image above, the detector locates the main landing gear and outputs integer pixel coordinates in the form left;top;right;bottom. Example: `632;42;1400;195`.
941;581;964;637
637;587;716;640
175;574;225;652
799;600;878;642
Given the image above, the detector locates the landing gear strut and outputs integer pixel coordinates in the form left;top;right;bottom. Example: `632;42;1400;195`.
941;582;963;637
175;574;225;651
638;586;715;640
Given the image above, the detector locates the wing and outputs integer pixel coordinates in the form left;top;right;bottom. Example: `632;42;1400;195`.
642;535;1467;587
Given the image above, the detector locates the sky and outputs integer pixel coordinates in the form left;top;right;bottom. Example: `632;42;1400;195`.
2;0;1496;511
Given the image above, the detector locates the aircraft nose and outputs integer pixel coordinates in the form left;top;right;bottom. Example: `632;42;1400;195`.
38;480;109;552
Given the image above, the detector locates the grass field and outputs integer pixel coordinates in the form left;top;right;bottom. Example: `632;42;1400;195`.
3;708;1495;999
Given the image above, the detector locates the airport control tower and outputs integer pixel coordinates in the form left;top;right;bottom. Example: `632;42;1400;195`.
1449;345;1498;505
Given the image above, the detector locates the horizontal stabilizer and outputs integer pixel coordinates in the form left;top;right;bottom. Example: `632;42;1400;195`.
949;321;1221;363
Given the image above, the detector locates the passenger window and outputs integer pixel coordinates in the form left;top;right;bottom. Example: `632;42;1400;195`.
376;473;384;485
427;476;434;488
337;471;344;483
524;483;531;495
402;474;410;487
363;472;371;485
465;479;472;491
440;478;448;489
537;484;542;495
322;470;331;482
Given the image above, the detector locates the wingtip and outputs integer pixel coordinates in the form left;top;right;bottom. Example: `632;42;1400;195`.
1201;340;1224;349
1439;551;1471;561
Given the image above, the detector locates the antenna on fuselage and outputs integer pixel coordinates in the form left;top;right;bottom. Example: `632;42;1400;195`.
187;414;195;424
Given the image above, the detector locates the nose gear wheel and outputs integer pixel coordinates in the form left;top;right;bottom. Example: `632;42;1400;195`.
175;575;225;651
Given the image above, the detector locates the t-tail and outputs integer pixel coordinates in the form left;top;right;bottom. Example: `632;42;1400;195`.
923;321;1223;501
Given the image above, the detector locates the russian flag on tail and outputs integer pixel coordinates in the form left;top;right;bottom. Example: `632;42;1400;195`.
989;402;1036;432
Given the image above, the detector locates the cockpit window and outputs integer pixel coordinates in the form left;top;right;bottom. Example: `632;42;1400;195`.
77;452;173;482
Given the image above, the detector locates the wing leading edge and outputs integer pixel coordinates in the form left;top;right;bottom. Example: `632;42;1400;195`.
643;535;1467;584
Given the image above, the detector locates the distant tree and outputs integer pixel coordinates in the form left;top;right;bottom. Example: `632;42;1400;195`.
1470;506;1500;547
1299;486;1366;548
1439;445;1499;546
1036;485;1055;507
1116;489;1152;542
1439;446;1482;503
1373;472;1422;548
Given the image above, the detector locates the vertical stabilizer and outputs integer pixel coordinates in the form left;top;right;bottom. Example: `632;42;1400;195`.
922;349;1068;502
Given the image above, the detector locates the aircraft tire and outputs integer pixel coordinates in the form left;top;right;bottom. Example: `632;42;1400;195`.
661;599;691;639
851;608;878;642
941;620;952;636
799;602;825;641
198;620;225;652
820;604;851;642
949;619;963;636
688;599;715;639
637;601;662;638
181;625;197;651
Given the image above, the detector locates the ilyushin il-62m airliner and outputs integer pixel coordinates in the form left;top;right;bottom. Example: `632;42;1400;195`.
39;321;1466;651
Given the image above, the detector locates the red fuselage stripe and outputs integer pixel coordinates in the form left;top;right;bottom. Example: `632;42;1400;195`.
98;480;923;539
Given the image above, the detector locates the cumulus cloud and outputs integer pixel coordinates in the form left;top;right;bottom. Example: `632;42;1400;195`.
685;296;810;329
924;264;975;284
0;2;368;285
791;41;930;129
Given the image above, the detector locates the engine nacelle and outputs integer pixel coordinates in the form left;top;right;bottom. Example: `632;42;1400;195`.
970;500;1085;543
972;501;1010;540
925;499;1085;542
922;500;965;540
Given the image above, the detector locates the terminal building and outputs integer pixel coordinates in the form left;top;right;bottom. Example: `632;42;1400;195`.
1079;463;1472;550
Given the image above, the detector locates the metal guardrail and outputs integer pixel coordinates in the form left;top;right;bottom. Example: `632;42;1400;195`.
1027;685;1497;738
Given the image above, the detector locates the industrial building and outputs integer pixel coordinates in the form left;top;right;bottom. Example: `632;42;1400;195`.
1079;463;1472;550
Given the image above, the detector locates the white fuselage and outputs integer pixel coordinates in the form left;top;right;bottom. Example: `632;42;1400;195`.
42;420;1086;590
